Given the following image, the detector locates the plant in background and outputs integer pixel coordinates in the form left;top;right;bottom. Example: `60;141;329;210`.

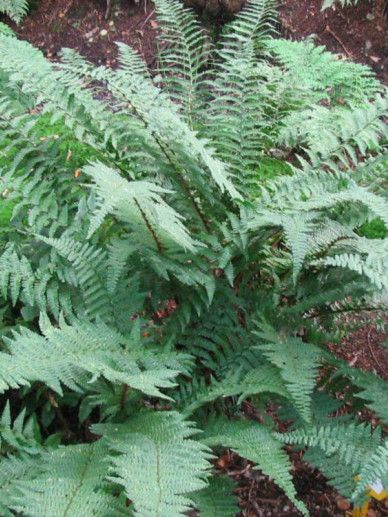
0;0;387;515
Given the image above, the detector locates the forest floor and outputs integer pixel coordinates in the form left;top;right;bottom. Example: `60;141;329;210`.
4;0;388;515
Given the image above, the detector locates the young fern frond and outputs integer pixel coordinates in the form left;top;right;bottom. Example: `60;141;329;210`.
218;0;276;61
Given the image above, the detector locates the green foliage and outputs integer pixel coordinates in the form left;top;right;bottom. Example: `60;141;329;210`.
0;0;387;515
191;476;239;517
94;412;212;517
322;0;361;10
0;0;29;23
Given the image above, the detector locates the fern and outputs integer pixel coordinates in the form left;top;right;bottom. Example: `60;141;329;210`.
0;0;28;23
0;0;387;515
278;422;386;504
203;418;308;515
0;315;185;399
191;475;239;517
94;412;212;517
12;441;126;517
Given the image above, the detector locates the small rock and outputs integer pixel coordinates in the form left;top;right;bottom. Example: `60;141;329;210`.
365;40;372;51
109;20;114;27
85;27;98;38
366;12;375;20
88;38;94;43
336;497;350;511
100;29;108;37
370;56;381;63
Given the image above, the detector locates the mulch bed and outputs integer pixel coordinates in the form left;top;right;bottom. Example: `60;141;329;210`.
279;0;388;84
2;1;388;514
9;0;158;67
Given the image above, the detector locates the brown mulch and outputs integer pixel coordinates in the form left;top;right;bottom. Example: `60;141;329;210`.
328;323;388;380
279;0;388;84
9;0;158;67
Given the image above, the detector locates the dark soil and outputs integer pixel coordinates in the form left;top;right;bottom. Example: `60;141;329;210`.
10;0;158;67
2;1;388;515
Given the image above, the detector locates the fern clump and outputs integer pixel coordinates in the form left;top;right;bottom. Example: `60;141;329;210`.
0;0;387;515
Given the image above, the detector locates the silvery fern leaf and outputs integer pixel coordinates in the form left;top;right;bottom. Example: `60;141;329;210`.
0;315;184;399
12;442;126;517
94;411;212;517
84;161;198;252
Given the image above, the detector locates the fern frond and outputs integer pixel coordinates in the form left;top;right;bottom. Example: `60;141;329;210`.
84;161;198;252
94;411;212;517
177;363;288;417
191;475;239;517
153;0;209;120
0;315;183;399
277;422;382;474
203;418;308;516
0;454;39;517
0;246;70;318
255;330;322;422
0;0;29;23
12;441;126;517
353;440;388;501
267;38;380;104
0;401;40;454
218;0;276;61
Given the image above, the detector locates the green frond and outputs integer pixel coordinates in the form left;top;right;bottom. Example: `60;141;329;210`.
218;0;276;60
278;96;388;167
0;315;184;399
353;441;388;501
277;422;383;474
84;161;198;252
313;237;388;291
12;441;126;517
94;411;212;517
177;363;288;417
0;454;39;517
0;401;40;454
153;0;210;119
255;330;322;422
0;0;29;23
0;246;70;318
191;475;239;517
267;38;380;104
36;234;113;321
335;366;388;423
203;418;308;516
303;447;357;501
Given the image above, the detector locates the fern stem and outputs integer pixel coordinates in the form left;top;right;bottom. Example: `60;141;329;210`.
119;383;129;410
153;134;211;232
134;199;164;253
